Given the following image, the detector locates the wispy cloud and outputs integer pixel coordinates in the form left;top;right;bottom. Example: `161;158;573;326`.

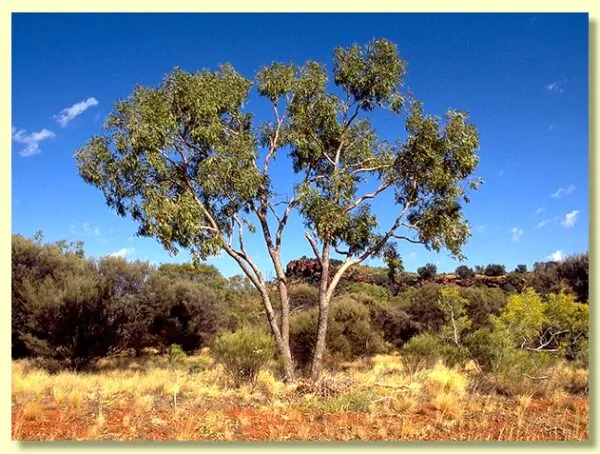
11;127;56;157
547;250;564;262
550;184;576;198
511;227;523;242
561;210;580;228
545;80;564;94
534;207;545;215
475;224;487;233
109;247;135;258
70;222;101;237
536;219;551;228
55;97;99;127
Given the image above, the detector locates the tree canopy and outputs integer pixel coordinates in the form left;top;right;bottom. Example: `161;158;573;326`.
75;38;481;381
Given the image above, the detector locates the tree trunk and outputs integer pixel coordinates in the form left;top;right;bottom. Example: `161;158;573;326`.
310;244;330;382
256;283;295;383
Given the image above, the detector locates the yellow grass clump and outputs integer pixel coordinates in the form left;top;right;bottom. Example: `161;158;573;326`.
425;361;468;397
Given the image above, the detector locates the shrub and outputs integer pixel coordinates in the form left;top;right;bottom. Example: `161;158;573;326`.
458;286;506;331
514;264;527;274
401;333;441;368
484;264;506;277
288;283;319;310
149;279;226;353
455;265;475;280
212;328;276;386
417;263;437;280
21;272;123;370
394;283;445;335
290;296;385;370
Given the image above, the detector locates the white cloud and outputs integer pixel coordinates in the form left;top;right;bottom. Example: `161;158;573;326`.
11;127;56;157
536;219;551;228
109;247;135;258
550;184;576;198
55;97;99;127
545;80;564;93
547;250;564;262
511;227;523;242
534;207;545;215
561;210;580;228
475;224;487;233
70;222;101;237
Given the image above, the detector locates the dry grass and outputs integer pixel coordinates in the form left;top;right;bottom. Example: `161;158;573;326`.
11;354;589;441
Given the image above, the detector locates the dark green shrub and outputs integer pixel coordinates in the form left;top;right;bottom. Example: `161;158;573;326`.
149;279;226;353
395;283;445;334
288;283;319;310
212;328;277;386
21;272;123;370
290;296;385;370
455;265;475;280
484;264;506;277
458;286;506;331
514;264;527;274
417;263;437;280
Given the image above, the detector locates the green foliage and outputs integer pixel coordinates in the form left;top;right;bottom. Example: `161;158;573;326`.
484;264;506;277
288;283;319;310
394;283;445;334
437;287;471;346
167;343;187;366
556;253;588;303
514;264;527;273
417;263;437;280
21;271;123;370
401;333;441;368
499;288;544;346
149;278;226;353
212;328;277;386
454;265;475;280
458;286;506;331
290;296;385;369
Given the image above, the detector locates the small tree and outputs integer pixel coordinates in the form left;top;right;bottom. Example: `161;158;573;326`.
484;264;506;277
21;271;122;370
417;263;438;280
455;264;475;280
437;287;471;347
76;39;480;381
514;264;527;274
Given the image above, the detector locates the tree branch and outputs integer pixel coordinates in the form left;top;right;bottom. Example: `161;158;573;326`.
304;231;322;264
344;180;392;213
275;197;296;249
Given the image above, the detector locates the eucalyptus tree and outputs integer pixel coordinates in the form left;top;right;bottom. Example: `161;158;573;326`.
76;38;481;381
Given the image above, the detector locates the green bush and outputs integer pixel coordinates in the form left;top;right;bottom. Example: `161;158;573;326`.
484;264;506;277
212;328;276;386
455;265;475;280
290;296;385;370
417;263;437;280
288;283;319;310
401;333;441;368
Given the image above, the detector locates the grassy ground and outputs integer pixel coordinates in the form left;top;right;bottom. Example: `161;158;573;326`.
12;353;588;441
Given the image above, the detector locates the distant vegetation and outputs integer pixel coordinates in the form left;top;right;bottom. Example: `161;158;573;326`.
12;233;588;378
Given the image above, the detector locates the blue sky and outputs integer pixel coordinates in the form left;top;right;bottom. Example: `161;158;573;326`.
11;13;589;277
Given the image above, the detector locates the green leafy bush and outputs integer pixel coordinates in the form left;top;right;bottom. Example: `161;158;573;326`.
455;265;475;280
212;328;276;386
417;263;437;280
484;264;506;277
290;296;385;369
